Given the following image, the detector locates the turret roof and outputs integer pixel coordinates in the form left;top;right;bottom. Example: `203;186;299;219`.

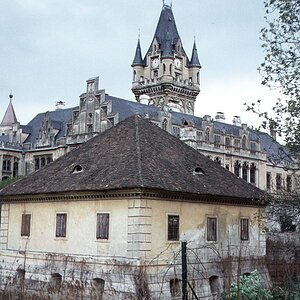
132;38;144;66
148;4;183;58
189;41;201;67
1;96;18;126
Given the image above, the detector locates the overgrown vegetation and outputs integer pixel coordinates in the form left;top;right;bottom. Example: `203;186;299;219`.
222;270;273;300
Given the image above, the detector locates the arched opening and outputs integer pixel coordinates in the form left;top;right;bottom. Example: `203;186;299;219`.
209;275;220;296
133;70;136;81
163;63;166;74
250;163;256;184
169;64;172;75
242;136;247;150
162;119;168;131
170;278;181;298
234;161;241;177
91;278;105;299
13;161;19;178
197;72;200;84
51;273;62;291
205;128;210;143
242;162;249;181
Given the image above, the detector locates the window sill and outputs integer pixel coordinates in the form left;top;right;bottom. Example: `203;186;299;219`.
95;239;110;243
54;237;68;241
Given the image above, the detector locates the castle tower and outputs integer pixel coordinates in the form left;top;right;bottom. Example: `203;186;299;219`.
131;3;201;115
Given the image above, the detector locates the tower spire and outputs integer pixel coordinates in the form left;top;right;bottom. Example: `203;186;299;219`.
1;93;18;126
189;39;201;67
132;36;144;66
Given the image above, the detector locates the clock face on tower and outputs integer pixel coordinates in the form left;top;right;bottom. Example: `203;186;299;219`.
151;58;159;68
174;58;182;69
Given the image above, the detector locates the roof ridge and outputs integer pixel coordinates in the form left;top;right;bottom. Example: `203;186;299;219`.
134;116;144;187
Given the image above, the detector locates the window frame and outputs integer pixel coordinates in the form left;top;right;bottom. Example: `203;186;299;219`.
167;214;180;242
207;217;218;242
240;218;250;241
96;212;110;240
55;213;67;238
21;213;31;237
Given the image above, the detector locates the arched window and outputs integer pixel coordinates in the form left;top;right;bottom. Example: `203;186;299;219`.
169;64;172;74
197;72;200;84
205;128;210;143
133;70;136;81
154;44;157;52
170;278;180;298
92;278;105;299
214;157;221;165
162;119;168;131
163;63;166;74
242;162;249;181
242;136;247;150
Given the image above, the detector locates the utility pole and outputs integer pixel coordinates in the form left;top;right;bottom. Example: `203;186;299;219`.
182;241;188;300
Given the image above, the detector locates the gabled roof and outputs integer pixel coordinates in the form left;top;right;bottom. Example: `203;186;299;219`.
147;4;183;58
1;99;17;126
24;107;77;144
0;115;265;203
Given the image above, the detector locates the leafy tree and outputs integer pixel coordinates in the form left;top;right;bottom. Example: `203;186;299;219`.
253;0;300;151
222;270;273;300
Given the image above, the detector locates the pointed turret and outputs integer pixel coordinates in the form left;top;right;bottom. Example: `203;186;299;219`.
189;40;201;67
132;38;144;66
1;94;18;126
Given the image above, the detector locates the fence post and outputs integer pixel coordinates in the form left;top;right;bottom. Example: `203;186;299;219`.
182;241;188;300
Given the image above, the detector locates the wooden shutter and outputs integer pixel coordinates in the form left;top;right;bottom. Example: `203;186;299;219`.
207;217;217;241
96;213;109;239
21;214;31;236
241;218;249;241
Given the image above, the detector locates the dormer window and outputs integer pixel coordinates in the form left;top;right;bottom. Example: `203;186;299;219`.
72;165;83;174
194;167;205;175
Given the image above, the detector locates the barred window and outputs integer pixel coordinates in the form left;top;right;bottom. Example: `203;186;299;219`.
96;213;110;240
240;218;249;241
168;215;179;241
21;214;31;237
56;213;67;238
214;135;221;148
207;217;217;241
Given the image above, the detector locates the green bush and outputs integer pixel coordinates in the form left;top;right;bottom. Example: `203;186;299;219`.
222;270;273;300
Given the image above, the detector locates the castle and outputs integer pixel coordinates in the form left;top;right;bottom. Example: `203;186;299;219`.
0;3;294;194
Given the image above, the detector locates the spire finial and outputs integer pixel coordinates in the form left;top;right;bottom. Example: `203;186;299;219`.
9;92;13;101
138;28;141;40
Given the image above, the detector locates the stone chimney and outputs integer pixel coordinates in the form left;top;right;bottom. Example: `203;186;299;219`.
215;112;225;122
55;101;65;110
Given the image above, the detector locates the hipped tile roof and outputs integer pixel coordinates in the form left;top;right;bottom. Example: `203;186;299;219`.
0;115;265;203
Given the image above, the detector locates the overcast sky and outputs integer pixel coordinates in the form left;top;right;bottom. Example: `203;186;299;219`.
0;0;279;127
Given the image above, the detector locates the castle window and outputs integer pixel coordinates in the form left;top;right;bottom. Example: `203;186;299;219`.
242;136;247;150
214;157;221;165
225;137;231;149
169;64;172;74
162;119;168;131
41;157;46;168
242;162;248;181
154;44;157;52
205;128;210;143
197;72;200;84
214;135;221;148
163;63;166;74
250;163;256;184
56;213;67;238
168;215;179;241
276;173;282;190
250;142;257;154
234;139;240;152
196;131;202;144
234;161;241;177
153;70;158;78
207;217;217;241
240;218;249;241
21;214;31;237
266;172;271;190
2;156;11;172
96;213;110;240
133;70;136;81
35;158;40;171
170;278;180;298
